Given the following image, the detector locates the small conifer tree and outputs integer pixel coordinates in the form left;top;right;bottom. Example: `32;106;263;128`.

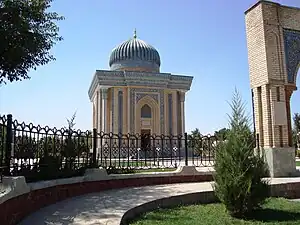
213;89;270;218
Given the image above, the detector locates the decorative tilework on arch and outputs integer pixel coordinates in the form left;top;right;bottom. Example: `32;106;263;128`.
130;88;164;133
135;93;159;103
283;29;300;83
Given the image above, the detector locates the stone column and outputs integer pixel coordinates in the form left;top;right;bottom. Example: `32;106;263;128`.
98;89;102;132
172;91;178;135
101;88;108;133
96;89;101;157
127;88;131;133
252;87;264;148
261;84;273;148
285;86;294;147
96;90;99;131
179;92;186;156
260;84;296;177
179;92;186;135
123;88;127;134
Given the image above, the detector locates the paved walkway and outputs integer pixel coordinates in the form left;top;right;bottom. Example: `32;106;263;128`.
19;182;213;225
18;177;300;225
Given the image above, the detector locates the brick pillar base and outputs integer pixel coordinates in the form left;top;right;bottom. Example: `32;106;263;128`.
263;147;296;177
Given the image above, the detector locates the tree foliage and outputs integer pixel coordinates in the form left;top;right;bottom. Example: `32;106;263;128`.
293;113;300;133
214;128;230;141
0;0;64;84
293;113;300;149
9;112;92;182
187;128;202;154
213;88;269;218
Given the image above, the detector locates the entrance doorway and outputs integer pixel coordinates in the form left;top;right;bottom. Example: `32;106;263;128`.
141;129;151;151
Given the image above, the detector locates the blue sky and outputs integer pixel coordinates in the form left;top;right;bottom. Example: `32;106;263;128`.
0;0;300;134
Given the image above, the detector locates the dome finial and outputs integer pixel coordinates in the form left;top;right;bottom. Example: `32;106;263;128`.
133;28;137;39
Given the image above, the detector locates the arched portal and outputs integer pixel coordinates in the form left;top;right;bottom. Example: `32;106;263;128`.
135;95;159;135
245;1;300;177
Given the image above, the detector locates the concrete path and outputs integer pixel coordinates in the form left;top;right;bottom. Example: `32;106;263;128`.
19;182;213;225
18;177;300;225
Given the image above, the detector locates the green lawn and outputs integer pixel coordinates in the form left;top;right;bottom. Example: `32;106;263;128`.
100;161;152;168
296;161;300;167
134;168;177;173
131;198;300;225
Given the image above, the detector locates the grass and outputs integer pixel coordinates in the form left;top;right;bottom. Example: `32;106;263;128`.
296;161;300;167
130;198;300;225
134;168;177;173
101;161;152;168
101;161;178;173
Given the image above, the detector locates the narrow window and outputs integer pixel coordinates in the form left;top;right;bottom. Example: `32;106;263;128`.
279;125;283;147
276;87;280;102
141;104;151;118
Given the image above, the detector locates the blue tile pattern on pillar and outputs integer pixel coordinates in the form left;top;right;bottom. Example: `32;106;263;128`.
283;29;300;83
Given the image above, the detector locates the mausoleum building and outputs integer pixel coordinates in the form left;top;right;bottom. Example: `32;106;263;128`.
88;31;193;136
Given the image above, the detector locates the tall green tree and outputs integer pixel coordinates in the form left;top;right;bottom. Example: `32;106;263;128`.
213;89;269;218
190;128;201;138
0;0;64;84
293;113;300;133
293;113;300;148
62;112;92;169
214;128;230;141
187;128;201;154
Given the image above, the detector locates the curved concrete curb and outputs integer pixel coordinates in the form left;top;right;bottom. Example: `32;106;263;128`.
120;178;300;225
120;191;217;225
0;166;213;225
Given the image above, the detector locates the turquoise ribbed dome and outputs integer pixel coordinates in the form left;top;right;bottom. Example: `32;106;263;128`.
109;30;161;72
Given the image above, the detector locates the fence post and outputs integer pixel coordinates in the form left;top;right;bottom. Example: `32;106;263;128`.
184;132;188;166
4;114;13;176
92;128;97;168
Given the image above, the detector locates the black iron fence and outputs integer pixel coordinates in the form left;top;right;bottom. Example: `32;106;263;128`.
0;114;94;182
0;114;260;182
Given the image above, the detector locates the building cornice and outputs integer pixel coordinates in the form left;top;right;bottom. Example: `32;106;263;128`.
88;70;193;100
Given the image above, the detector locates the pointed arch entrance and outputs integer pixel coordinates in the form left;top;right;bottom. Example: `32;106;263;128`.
135;95;160;135
245;1;300;177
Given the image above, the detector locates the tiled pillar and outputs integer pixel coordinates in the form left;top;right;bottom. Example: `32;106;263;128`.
285;87;294;147
172;91;178;136
252;87;264;147
127;88;131;133
179;92;186;135
96;89;102;157
122;88;127;134
261;84;273;148
98;89;102;132
101;88;108;133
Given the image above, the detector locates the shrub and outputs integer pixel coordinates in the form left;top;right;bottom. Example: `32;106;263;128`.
106;166;135;174
213;89;270;218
